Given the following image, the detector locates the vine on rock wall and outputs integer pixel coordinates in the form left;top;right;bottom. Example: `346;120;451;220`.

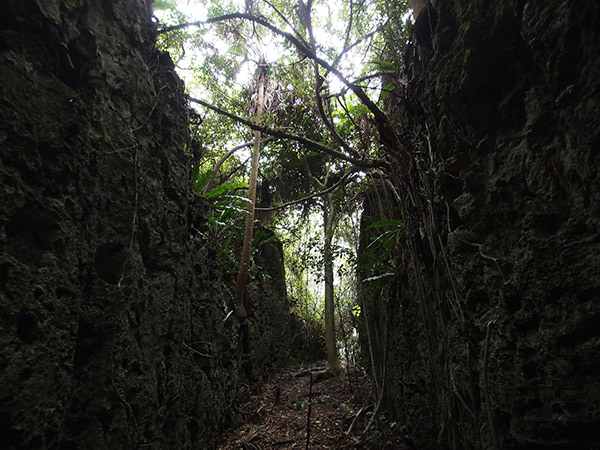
360;1;600;449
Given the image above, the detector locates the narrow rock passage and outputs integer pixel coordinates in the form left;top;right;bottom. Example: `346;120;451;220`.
219;364;407;449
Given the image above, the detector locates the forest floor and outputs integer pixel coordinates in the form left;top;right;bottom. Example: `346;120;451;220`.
218;363;409;449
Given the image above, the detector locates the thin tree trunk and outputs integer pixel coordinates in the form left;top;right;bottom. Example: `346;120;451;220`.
234;63;266;318
323;193;341;374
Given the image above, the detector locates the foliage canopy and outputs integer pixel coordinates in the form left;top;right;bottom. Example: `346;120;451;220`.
155;0;412;340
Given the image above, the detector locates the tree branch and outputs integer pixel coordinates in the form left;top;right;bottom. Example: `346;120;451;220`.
260;0;308;48
159;13;404;151
255;169;356;212
301;3;360;160
188;96;386;168
203;137;274;193
336;95;371;152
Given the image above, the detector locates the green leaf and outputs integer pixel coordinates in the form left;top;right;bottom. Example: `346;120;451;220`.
219;194;252;203
217;235;232;257
193;170;214;194
380;82;396;101
370;59;397;72
367;228;397;248
317;395;330;404
152;0;176;11
365;219;404;231
204;181;249;199
296;400;307;411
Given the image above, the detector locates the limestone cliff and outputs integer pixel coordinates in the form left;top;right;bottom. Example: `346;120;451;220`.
0;1;290;448
360;1;600;448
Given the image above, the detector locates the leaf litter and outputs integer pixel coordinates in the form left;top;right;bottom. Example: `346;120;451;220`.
218;363;409;449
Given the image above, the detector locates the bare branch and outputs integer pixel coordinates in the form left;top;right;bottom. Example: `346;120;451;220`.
159;13;404;151
188;96;386;169
203;137;274;193
300;2;360;160
336;96;370;152
330;23;385;74
260;0;308;47
255;168;357;212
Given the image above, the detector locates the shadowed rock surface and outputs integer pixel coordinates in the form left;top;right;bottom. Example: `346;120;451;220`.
1;0;599;449
0;1;292;448
359;1;600;449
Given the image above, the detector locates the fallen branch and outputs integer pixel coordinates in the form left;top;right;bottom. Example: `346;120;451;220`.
295;367;326;377
345;404;371;436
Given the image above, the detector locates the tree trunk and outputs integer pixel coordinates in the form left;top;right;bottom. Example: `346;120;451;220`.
323;192;341;374
234;63;267;318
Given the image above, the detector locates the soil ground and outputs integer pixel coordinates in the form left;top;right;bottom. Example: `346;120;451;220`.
219;363;409;449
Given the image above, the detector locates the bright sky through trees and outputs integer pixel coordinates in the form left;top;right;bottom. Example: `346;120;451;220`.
153;0;393;99
153;0;397;182
153;0;413;344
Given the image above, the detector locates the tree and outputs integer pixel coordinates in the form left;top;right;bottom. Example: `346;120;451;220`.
233;57;268;318
158;0;404;164
323;190;341;374
157;0;410;359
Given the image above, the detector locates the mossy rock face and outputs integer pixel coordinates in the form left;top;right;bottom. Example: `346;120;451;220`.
360;1;600;449
0;2;292;449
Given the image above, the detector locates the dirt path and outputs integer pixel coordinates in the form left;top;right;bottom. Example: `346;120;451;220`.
219;364;408;449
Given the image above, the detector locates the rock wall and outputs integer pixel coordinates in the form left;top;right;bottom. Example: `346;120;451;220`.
360;1;600;449
0;1;290;449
